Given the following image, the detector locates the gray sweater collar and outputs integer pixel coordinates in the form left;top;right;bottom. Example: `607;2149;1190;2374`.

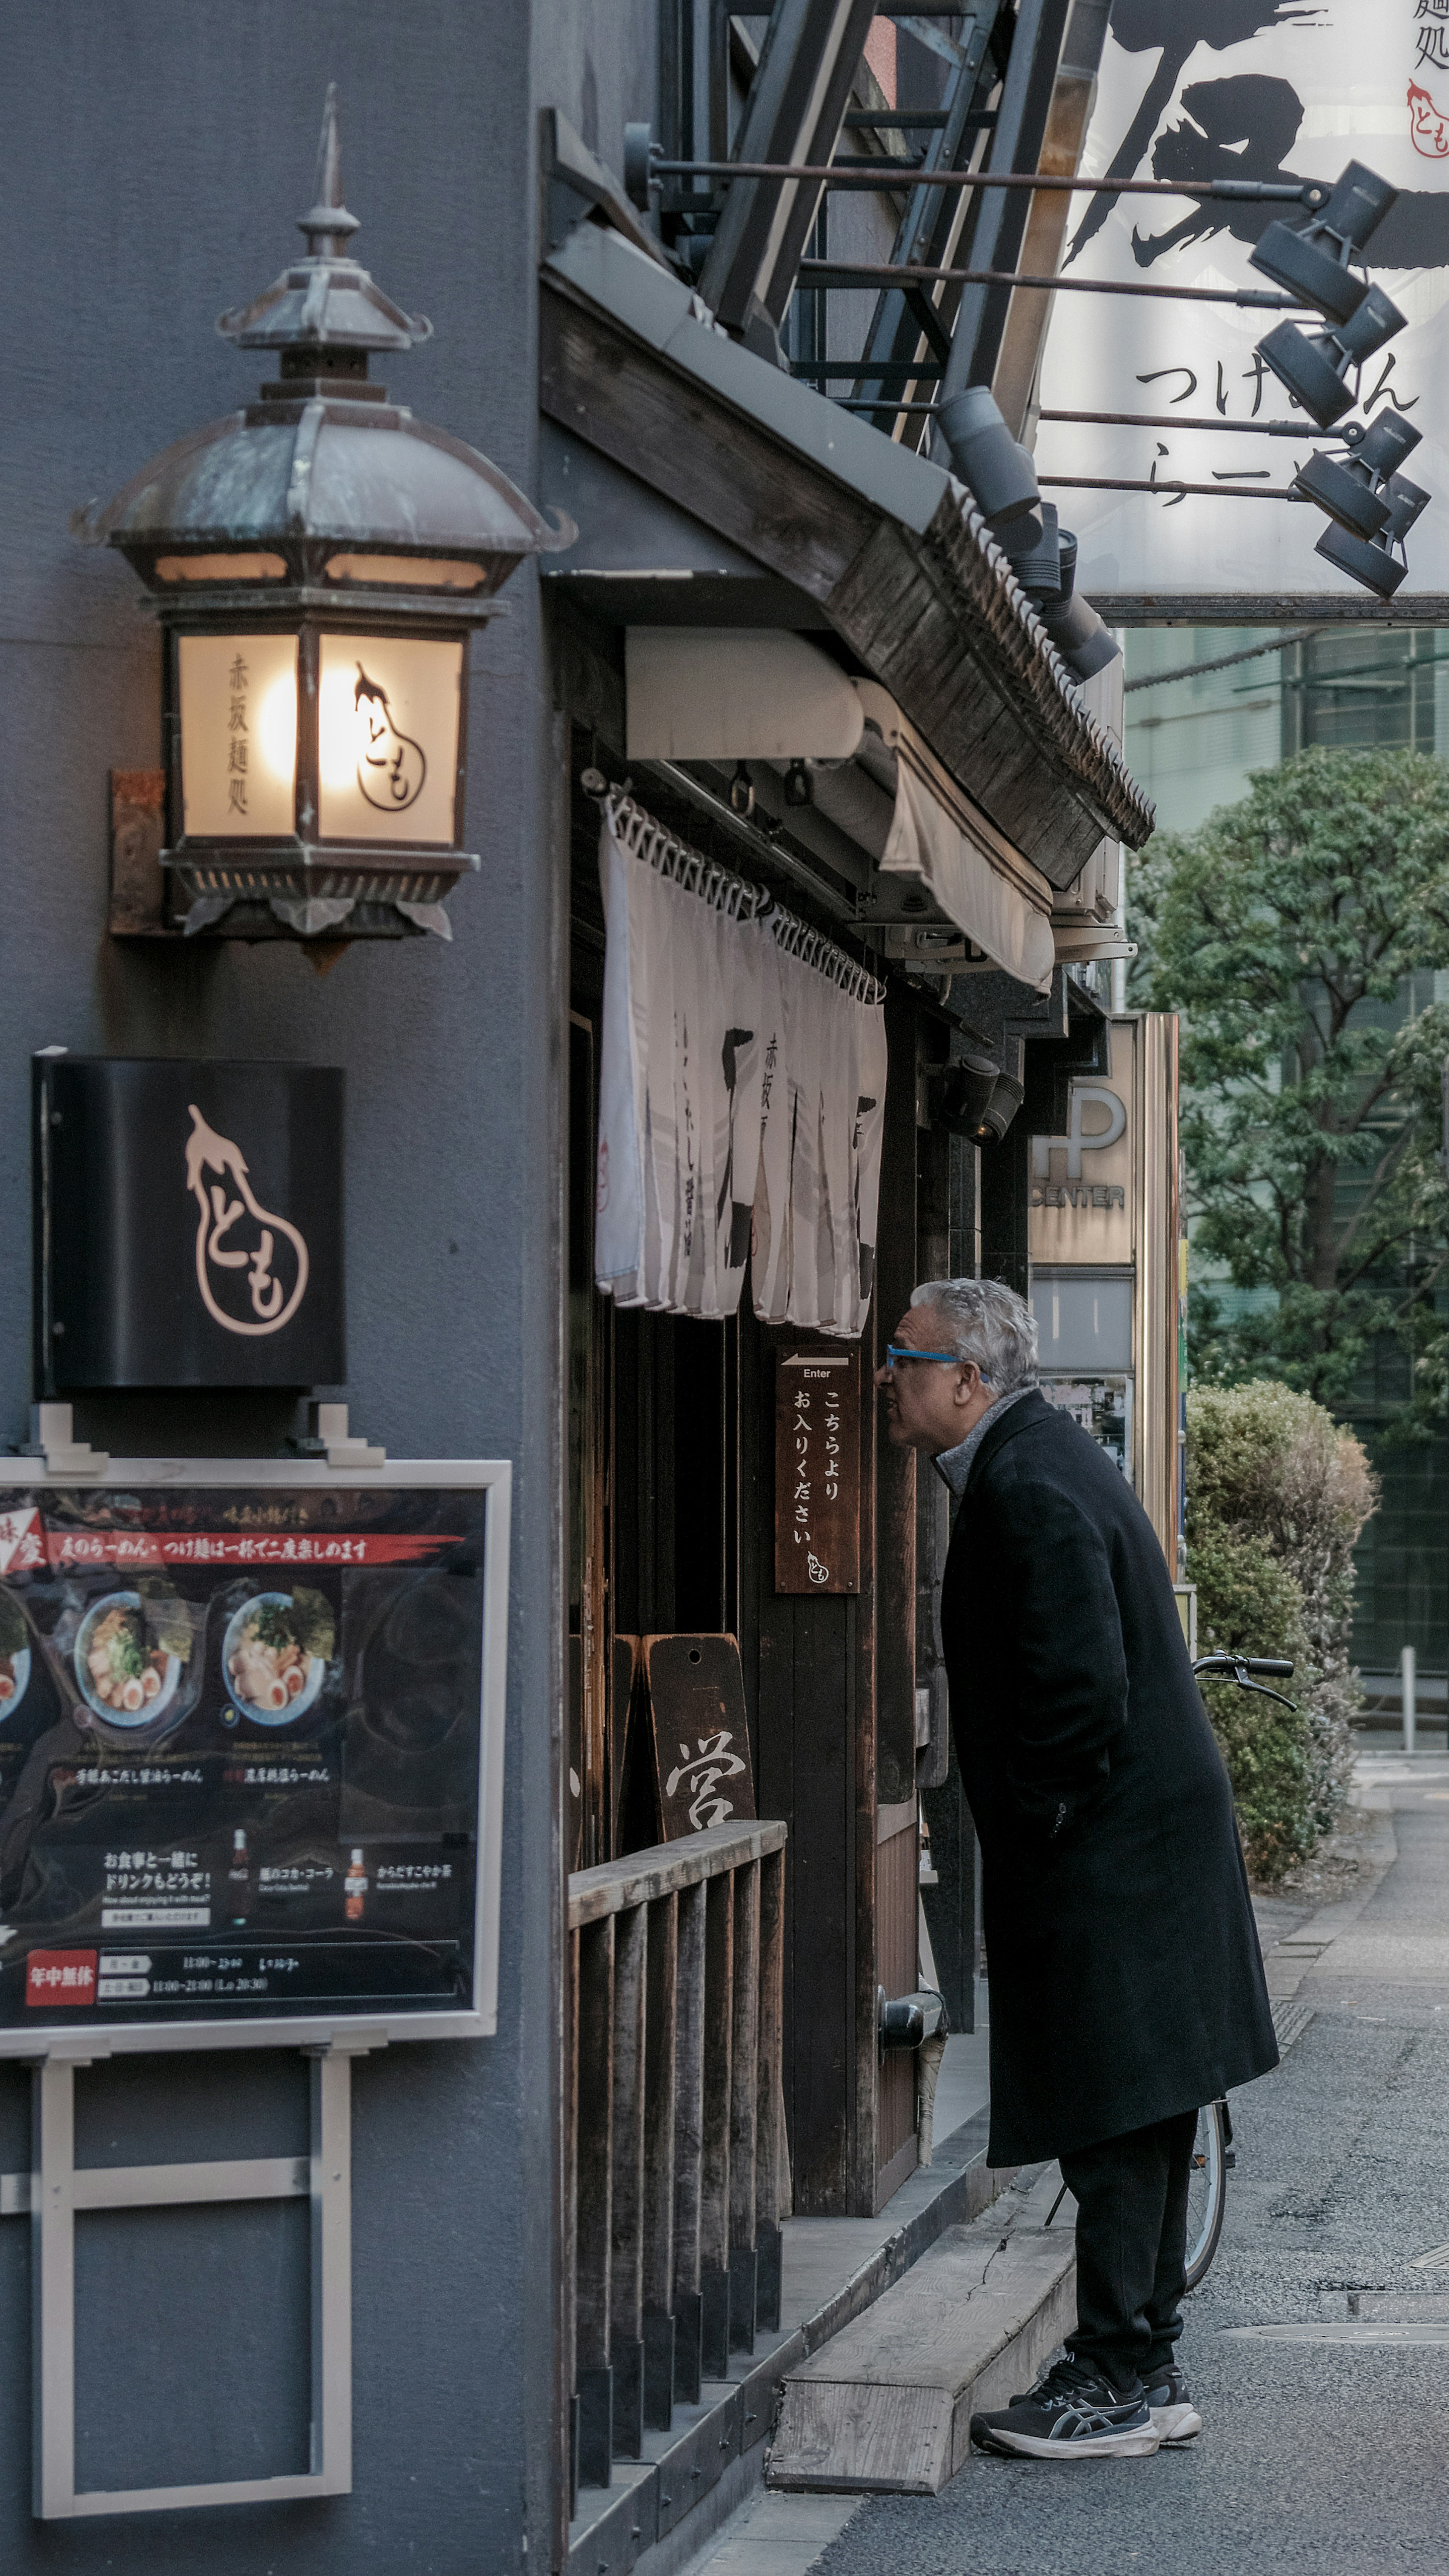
932;1384;1035;1498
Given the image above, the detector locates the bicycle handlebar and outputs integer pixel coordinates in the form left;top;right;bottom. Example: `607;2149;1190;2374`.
1191;1651;1297;1713
1192;1654;1295;1678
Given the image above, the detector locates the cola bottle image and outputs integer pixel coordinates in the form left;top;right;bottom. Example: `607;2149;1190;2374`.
345;1849;367;1923
228;1828;252;1927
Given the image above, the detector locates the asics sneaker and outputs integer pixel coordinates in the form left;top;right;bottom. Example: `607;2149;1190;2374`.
971;2358;1161;2460
1142;2365;1202;2446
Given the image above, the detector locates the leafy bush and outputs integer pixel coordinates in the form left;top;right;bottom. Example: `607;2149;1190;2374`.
1186;1381;1376;1881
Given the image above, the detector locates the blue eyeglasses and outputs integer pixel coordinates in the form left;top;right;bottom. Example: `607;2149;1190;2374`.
884;1345;989;1377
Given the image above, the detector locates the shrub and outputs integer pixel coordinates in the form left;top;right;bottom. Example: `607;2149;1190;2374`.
1186;1381;1376;1880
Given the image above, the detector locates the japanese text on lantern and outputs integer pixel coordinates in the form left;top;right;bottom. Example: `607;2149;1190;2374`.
774;1347;860;1594
227;653;249;820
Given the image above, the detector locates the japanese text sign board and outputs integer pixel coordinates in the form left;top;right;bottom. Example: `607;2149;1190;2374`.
33;1056;344;1393
774;1347;861;1594
1035;0;1449;608
643;1634;757;1841
0;1458;510;2053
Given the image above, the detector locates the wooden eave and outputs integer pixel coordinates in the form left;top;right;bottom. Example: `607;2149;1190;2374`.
539;223;1154;892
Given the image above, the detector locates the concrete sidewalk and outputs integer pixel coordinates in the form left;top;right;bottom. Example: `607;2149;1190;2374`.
697;1754;1449;2576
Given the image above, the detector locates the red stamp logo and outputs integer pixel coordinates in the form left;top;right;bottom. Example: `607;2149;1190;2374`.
26;1950;97;2008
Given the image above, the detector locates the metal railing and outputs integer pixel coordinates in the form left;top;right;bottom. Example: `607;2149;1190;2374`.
567;1820;789;2493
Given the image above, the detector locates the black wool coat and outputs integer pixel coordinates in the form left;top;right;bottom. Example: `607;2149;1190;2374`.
940;1388;1277;2166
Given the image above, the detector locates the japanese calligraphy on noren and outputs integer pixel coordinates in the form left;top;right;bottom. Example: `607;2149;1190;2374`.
774;1348;860;1594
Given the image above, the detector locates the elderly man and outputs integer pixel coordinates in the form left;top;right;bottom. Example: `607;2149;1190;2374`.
877;1276;1276;2461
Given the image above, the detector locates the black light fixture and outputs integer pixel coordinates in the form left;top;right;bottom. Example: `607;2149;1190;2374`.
1314;473;1430;598
1257;284;1407;428
935;399;1118;683
1004;500;1063;599
936;388;1041;532
931;1055;1024;1144
1035;531;1119;683
1294;413;1421;541
934;1054;1001;1139
783;760;813;808
1250;161;1398;322
76;88;572;943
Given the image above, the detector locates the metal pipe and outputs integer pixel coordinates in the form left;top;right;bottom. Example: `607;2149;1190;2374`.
1039;475;1307;499
1038;410;1351;439
797;260;1303;307
654;158;1324;203
828;405;1346;435
1403;1642;1417;1755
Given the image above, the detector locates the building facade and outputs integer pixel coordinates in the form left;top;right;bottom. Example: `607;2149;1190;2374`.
1;8;1168;2570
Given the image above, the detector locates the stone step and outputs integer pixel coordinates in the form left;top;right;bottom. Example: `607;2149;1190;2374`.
766;2166;1075;2496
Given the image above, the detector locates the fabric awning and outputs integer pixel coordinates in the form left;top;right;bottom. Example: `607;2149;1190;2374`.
856;682;1056;995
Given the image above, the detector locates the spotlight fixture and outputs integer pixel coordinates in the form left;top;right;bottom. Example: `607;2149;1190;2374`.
1004;501;1063;600
729;762;755;817
783;760;812;808
1250;161;1398;324
1036;531;1119;682
1293;413;1421;540
936;387;1040;530
1256;283;1406;427
933;1053;1002;1140
1315;473;1429;598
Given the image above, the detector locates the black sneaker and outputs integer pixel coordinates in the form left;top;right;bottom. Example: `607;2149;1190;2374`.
971;2359;1161;2460
1142;2365;1201;2446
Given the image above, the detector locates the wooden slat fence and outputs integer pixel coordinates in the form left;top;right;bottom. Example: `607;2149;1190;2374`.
568;1820;789;2494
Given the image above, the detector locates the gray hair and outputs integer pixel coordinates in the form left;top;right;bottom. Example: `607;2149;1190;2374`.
909;1277;1038;1394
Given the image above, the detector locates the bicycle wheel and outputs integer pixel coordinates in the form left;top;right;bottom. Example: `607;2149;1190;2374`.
1184;2099;1227;2291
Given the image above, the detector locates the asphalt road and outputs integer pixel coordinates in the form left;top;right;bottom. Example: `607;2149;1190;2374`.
807;1761;1449;2576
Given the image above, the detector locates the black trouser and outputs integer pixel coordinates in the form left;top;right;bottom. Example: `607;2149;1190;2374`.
1057;2107;1199;2394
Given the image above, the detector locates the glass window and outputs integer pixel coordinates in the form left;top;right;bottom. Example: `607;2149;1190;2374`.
1031;1267;1133;1372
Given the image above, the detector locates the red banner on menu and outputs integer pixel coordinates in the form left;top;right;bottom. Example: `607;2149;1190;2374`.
27;1950;98;2008
0;1512;455;1577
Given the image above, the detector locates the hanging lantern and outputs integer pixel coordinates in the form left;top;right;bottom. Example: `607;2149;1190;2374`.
77;88;573;943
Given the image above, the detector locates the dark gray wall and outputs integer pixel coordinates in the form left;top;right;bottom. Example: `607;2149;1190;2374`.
1;5;565;2567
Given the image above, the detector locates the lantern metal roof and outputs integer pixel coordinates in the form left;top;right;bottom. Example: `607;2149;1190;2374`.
77;87;574;605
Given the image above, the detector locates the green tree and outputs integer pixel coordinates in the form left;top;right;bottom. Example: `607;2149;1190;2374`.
1129;745;1449;1414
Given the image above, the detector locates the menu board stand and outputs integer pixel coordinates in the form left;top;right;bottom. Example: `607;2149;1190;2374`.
23;2038;361;2518
0;1450;512;2518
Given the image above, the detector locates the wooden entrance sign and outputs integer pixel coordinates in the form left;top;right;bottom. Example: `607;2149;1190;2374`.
643;1635;757;1842
774;1347;861;1594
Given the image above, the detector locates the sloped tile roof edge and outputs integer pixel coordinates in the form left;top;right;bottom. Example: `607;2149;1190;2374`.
924;496;1155;850
542;220;1155;852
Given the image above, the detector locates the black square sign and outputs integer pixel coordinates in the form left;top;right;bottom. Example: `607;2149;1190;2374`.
33;1058;345;1390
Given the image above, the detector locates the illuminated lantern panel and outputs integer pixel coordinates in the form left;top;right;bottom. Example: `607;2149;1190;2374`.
81;89;570;944
178;635;298;839
317;635;462;845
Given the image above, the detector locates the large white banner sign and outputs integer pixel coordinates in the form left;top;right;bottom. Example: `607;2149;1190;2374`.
1034;0;1449;606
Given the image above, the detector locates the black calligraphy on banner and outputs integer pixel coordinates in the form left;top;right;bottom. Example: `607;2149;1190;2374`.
1068;2;1449;275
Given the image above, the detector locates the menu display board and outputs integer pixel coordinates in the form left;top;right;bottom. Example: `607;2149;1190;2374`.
0;1463;509;2052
